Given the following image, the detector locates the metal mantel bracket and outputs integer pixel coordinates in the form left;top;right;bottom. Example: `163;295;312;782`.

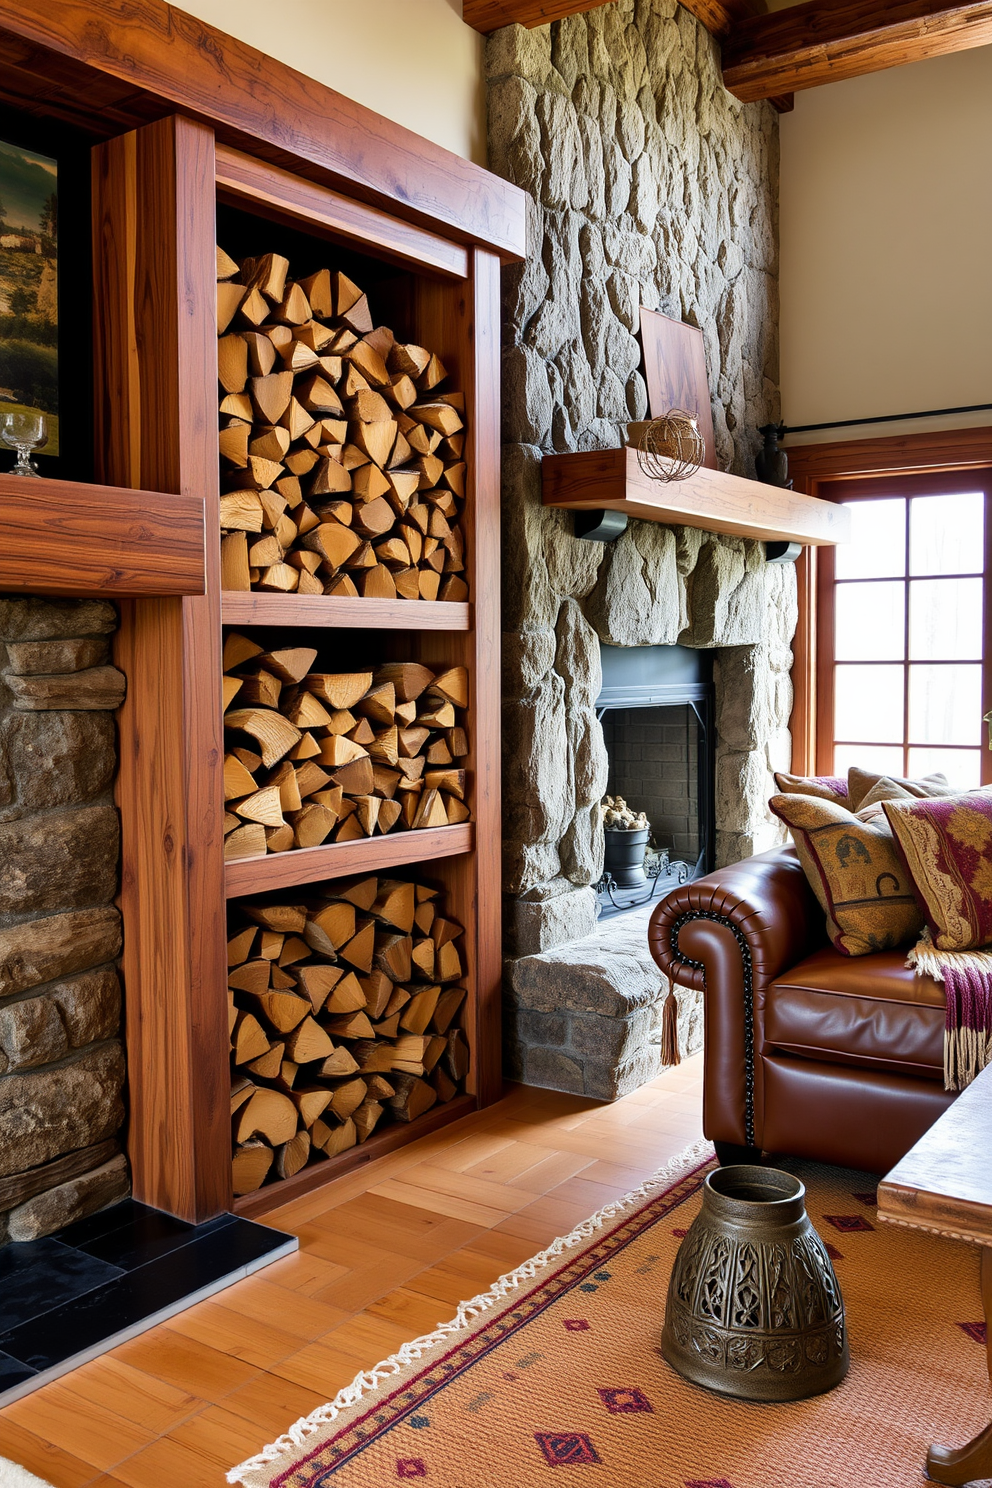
574;509;628;542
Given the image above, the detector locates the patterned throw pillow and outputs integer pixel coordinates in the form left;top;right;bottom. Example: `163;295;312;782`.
847;767;951;812
882;792;992;952
774;772;849;804
770;785;924;957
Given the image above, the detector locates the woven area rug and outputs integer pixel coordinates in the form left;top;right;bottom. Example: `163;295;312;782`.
228;1140;992;1488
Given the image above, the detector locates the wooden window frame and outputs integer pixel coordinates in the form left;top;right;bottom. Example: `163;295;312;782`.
787;427;992;777
815;470;992;784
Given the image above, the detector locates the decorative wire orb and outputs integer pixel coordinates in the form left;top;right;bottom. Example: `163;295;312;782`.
635;409;705;483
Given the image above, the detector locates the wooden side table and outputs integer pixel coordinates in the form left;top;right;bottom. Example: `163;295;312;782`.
878;1063;992;1485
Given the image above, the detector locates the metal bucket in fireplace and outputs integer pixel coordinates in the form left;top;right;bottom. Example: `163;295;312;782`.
603;826;650;889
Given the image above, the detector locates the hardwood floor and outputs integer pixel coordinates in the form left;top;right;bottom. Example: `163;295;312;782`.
0;1058;704;1487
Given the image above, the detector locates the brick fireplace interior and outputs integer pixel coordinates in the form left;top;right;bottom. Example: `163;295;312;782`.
598;641;714;897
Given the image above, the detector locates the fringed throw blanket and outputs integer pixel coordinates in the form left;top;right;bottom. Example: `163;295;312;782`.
908;929;992;1090
880;791;992;1091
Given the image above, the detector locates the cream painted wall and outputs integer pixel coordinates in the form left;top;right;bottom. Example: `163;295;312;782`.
177;0;487;165
779;45;992;444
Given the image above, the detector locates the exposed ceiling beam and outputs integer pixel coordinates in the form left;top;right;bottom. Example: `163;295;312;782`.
463;0;765;41
723;0;992;101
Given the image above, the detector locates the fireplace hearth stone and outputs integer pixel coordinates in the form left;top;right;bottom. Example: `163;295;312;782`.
504;900;702;1099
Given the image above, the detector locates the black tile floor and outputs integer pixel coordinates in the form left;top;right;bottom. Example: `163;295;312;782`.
0;1199;296;1406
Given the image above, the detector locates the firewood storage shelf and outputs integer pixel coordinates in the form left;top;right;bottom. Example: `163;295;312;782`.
5;9;522;1224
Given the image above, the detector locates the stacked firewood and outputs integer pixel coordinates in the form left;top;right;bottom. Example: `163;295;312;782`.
230;874;469;1194
216;246;467;601
223;634;469;862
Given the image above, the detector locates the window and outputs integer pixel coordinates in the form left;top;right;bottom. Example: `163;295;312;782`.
816;470;992;790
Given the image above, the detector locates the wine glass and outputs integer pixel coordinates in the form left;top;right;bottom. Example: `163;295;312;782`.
1;411;47;477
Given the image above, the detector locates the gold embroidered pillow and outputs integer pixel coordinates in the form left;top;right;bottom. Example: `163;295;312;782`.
774;771;849;805
881;792;992;952
847;767;951;812
770;788;924;956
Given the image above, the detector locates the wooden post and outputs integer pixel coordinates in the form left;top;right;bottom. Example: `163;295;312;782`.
93;115;230;1221
410;249;503;1107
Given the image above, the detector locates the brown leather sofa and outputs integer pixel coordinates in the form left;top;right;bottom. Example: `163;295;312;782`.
648;844;955;1174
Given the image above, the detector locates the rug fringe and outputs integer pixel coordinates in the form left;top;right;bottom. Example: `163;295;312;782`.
226;1133;713;1485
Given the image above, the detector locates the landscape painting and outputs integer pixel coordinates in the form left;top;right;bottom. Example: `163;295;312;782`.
0;136;58;456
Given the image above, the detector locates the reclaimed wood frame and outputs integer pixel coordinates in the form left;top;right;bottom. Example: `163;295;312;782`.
0;0;524;1225
542;445;850;546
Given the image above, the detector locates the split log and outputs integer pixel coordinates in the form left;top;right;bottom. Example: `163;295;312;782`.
233;1139;274;1194
227;872;468;1192
217;249;467;602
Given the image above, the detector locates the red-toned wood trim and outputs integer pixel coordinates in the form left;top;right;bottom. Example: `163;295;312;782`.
96;116;230;1224
233;1095;477;1219
0;0;526;261
215;146;470;283
464;0;764;39
221;594;471;632
224;824;474;899
466;249;503;1109
789;545;817;777
724;0;992;102
400;250;503;1110
0;475;204;596
786;426;992;484
814;540;836;774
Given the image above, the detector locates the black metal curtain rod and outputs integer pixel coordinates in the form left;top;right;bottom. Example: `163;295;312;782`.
782;403;992;436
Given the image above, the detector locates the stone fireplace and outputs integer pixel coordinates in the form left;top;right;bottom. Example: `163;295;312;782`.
598;641;714;902
0;596;128;1244
489;6;797;1096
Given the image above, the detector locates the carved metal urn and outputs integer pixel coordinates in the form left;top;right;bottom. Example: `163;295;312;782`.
662;1166;849;1401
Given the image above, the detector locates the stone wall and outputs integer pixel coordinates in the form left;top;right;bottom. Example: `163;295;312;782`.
487;3;798;1092
490;4;796;956
0;597;128;1243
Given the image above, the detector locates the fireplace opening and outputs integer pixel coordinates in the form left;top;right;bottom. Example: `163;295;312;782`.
596;644;715;917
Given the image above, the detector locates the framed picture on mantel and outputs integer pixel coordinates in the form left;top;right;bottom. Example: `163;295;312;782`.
639;307;717;470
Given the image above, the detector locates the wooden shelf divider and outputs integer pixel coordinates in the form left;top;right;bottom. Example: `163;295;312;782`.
542;445;851;547
0;473;206;596
225;822;474;897
221;593;471;631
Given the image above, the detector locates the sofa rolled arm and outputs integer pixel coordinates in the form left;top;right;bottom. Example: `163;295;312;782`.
648;845;825;1152
648;845;823;993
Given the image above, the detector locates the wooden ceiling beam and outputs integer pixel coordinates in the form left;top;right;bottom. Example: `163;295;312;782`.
463;0;765;40
723;0;992;101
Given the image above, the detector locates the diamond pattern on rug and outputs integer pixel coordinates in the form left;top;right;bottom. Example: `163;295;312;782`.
234;1159;992;1488
851;1190;878;1207
958;1321;987;1345
824;1214;874;1232
597;1387;653;1414
825;1243;844;1261
534;1432;601;1466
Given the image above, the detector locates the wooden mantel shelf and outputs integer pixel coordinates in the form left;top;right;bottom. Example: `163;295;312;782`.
0;473;206;596
542;446;850;547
